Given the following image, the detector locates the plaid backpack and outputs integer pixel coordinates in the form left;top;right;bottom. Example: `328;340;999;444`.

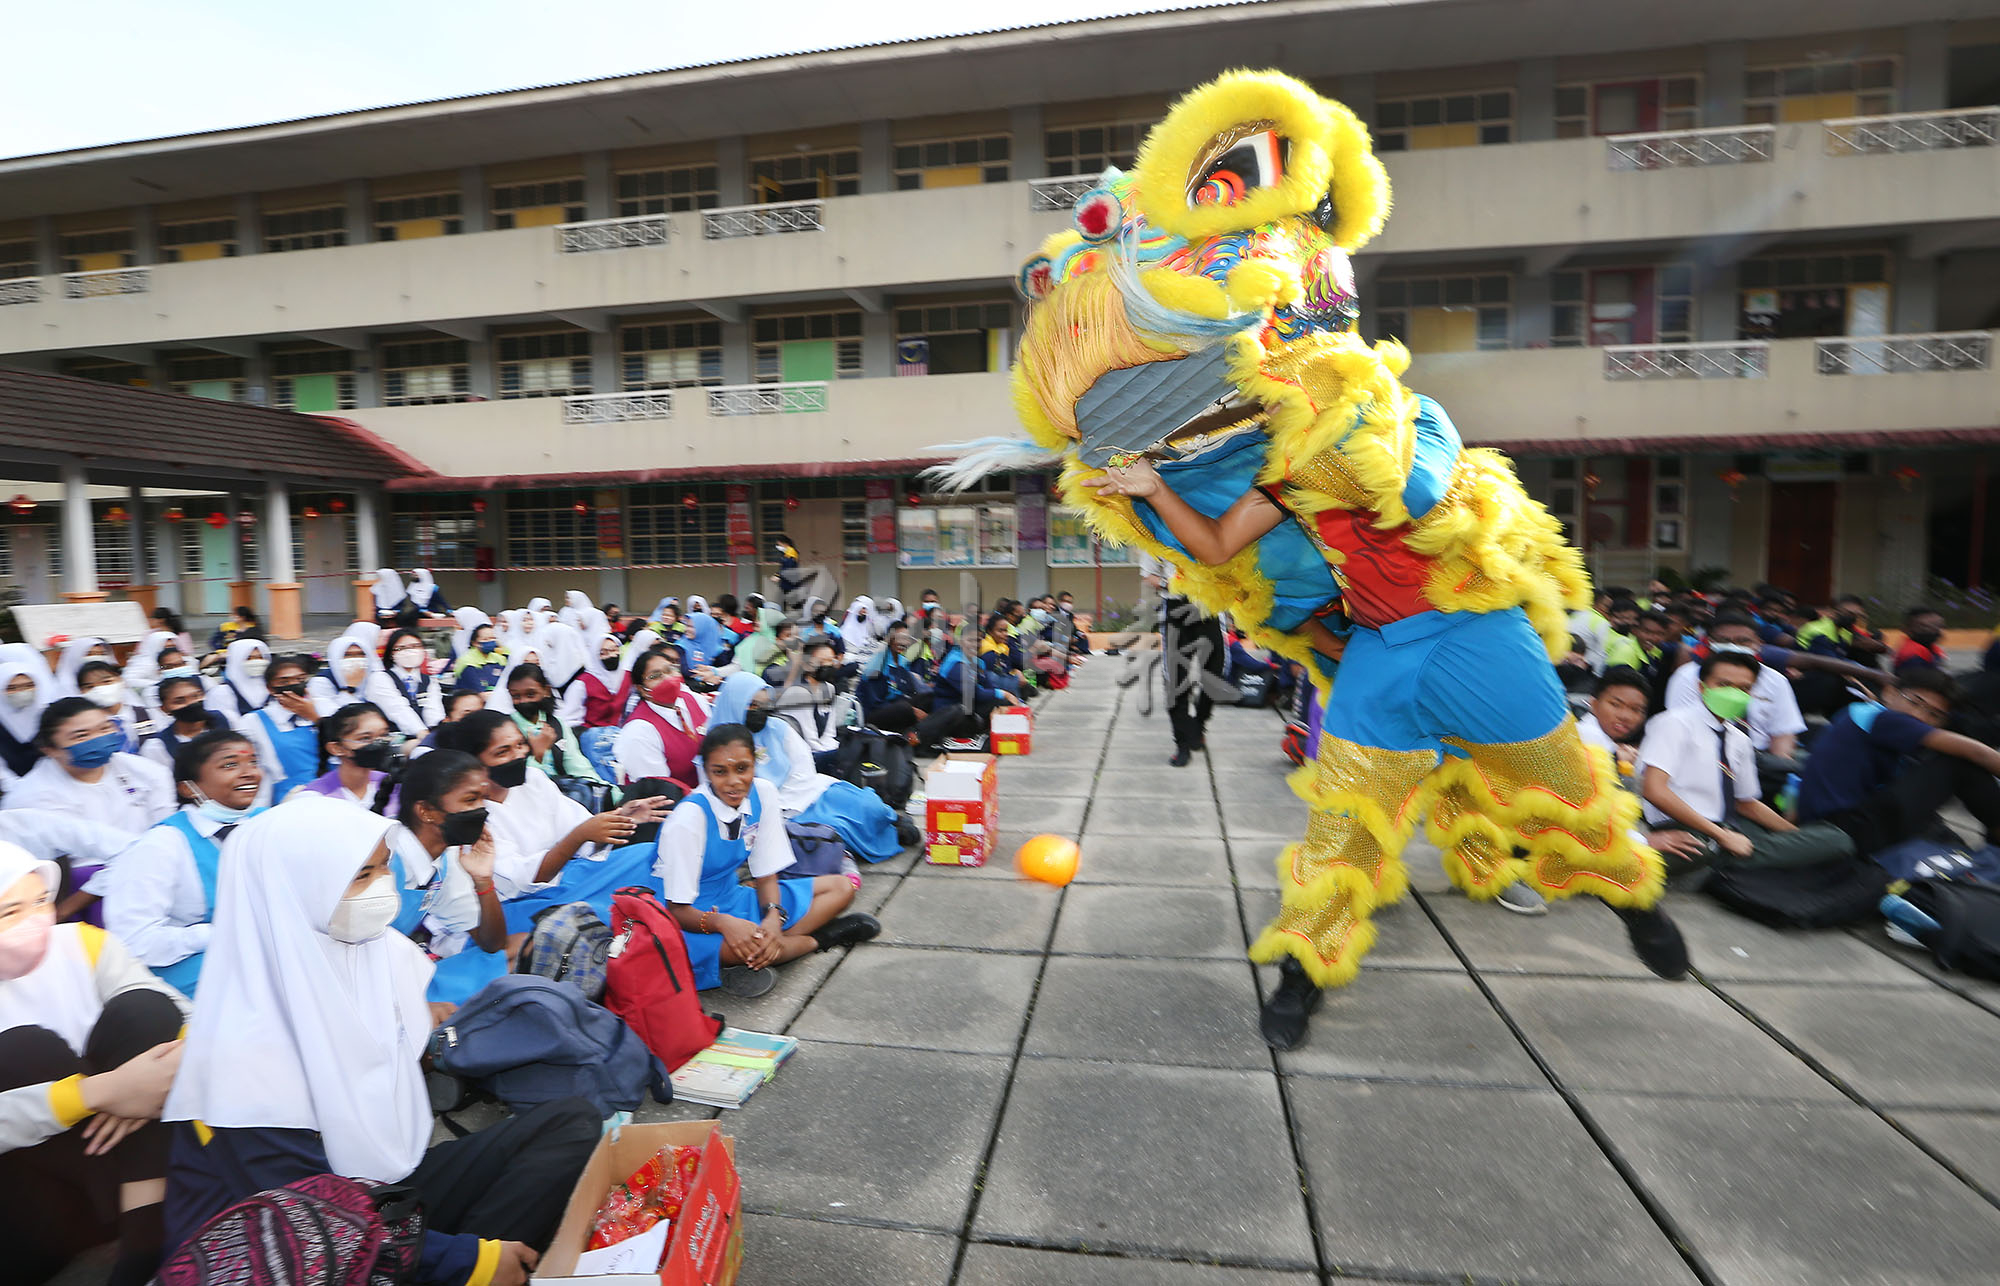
156;1174;424;1286
516;901;613;1002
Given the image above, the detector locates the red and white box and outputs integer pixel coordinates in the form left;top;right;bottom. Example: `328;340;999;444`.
990;705;1034;756
924;753;999;867
538;1122;742;1286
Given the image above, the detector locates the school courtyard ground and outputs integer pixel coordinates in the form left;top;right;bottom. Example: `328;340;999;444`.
660;659;2000;1286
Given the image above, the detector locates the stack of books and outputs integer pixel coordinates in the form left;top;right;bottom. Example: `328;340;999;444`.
667;1028;800;1109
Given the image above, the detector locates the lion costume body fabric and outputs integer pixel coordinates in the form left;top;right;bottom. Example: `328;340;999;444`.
985;70;1666;989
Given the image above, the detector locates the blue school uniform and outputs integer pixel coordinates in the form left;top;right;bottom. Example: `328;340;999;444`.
388;848;509;1007
152;808;264;997
676;788;811;991
497;841;665;936
254;708;319;802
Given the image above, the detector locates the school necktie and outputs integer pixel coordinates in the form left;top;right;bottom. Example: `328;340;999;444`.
1715;726;1736;826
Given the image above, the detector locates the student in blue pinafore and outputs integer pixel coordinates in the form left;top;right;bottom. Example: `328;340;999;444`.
383;749;511;1009
239;655;322;805
653;723;880;997
102;729;267;996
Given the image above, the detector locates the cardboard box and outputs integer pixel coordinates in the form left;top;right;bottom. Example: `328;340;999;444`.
991;704;1034;756
924;753;999;866
538;1122;741;1286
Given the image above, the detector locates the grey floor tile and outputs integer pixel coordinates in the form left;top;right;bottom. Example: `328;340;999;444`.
728;1041;1007;1231
958;1245;1320;1285
1218;792;1307;840
880;874;1060;950
705;947;844;1034
975;1060;1315;1265
1279;970;1543;1087
1488;976;1843;1101
788;944;1039;1055
1586;1093;2000;1285
1720;982;2000;1108
972;794;1086;839
1426;891;1660;978
1086;794;1223;837
736;1215;956;1286
1895;1109;2000;1196
1289;1080;1697;1285
1071;834;1234;887
1025;955;1266;1070
993;763;1100;798
1855;931;2000;997
1051;884;1247;959
1667;896;1932;985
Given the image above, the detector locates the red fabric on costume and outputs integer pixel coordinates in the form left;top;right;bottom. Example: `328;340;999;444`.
1312;508;1437;630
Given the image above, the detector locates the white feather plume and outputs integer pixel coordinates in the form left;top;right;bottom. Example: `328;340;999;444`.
922;437;1065;491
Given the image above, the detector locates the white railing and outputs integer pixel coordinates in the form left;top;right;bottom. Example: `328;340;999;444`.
1029;175;1099;210
1607;124;1775;170
701;199;824;240
561;389;675;423
0;277;41;306
1825;106;2000;156
1603;341;1769;380
1815;331;1993;375
555;213;671;253
61;266;150;298
705;381;829;416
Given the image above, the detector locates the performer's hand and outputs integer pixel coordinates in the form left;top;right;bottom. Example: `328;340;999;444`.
1083;460;1162;499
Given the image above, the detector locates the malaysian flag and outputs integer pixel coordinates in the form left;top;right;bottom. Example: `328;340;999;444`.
895;338;929;377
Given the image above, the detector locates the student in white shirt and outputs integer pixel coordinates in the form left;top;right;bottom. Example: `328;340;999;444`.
772;640;859;766
1662;617;1807;758
1577;666;1649;772
307;633;425;739
229;655;321;804
381;629;445;729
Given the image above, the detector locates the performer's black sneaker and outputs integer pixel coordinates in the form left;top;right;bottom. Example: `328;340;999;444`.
1614;904;1690;979
812;913;883;953
1169;747;1194;767
1258;957;1323;1051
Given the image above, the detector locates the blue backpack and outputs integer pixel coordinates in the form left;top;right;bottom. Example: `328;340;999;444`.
426;974;666;1116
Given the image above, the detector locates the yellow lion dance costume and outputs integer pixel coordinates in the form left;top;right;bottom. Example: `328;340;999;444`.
938;70;1685;1048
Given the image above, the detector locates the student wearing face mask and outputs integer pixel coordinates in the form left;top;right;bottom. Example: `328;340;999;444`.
710;674;907;861
612;648;710;791
681;594;731;667
119;631;182;712
102;731;265;997
856;624;931;734
53;637;113;698
0;842;188;1286
383;628;445;728
774;640;860;769
205;638;271;722
385;750;509;1011
450;621;510;695
308;634;426;738
230;655;320;805
301;703;400;811
500;664;605;789
571;627;633;779
137;676;228;778
0;657;54;788
160;799;599;1286
73;662;148;755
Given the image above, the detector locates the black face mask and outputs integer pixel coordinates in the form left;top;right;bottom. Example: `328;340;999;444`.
516;699;553;721
1909;627;1942;645
439;805;489;848
171;703;211;728
488;756;530;789
814;665;840;684
743;709;770;733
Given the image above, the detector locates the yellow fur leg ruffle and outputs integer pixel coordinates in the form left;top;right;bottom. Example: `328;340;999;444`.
1249;852;1381;989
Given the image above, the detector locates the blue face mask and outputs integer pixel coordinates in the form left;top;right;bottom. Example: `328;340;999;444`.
194;794;254;824
66;731;123;769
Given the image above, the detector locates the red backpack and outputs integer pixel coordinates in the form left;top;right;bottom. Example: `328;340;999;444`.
156;1174;424;1286
605;887;724;1072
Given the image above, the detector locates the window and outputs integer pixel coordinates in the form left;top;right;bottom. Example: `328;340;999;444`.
621;320;723;389
167;353;246;401
373;192;462;241
179;521;203;581
1554;77;1700;138
391;497;482;570
892;135;1010;189
898;504;1015;568
505;489;597;567
1737;251;1891;340
841;501;867;561
750;149;859;204
1044;120;1152;178
0;241;36;280
1374;274;1511;352
626;484;729;565
158;218;238;262
1654;461;1686;551
893;300;1012;376
92;509;134;586
61;359;148;387
491;179;585;229
263;205;348;253
272;347;357;411
1745;58;1895;125
58;228;133;273
497;330;591;399
1549;267;1696;347
380;338;471;406
752;309;863;383
616;164;721;216
1374;92;1513;151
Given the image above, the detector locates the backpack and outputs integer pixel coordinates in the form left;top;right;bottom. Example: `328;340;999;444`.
1872;838;2000;884
1281;722;1309;768
1234;670;1272;708
427;974;665;1115
1705;857;1891;929
1898;878;2000;981
842;729;916;812
782;820;851;878
155;1174;424;1286
605;887;724;1072
516;902;613;1002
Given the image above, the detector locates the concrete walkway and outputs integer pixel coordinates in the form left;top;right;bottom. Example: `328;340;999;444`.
667;660;2000;1286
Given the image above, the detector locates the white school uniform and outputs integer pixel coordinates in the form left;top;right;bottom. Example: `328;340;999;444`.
1635;705;1760;829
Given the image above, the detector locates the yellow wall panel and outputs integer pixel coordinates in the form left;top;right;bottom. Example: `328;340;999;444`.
1408;307;1478;353
921;166;983;189
75;252;126;272
509;206;570;228
1409;123;1481;150
171;243;226;262
384;218;446;240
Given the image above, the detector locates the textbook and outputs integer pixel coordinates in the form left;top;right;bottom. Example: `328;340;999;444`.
667;1029;799;1108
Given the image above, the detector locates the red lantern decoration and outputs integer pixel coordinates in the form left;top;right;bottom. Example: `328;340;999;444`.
329;498;348;513
682;493;699;509
1891;465;1921;492
105;506;129;524
164;506;185;524
237;509;257;527
785;496;800;511
1717;468;1747;489
572;501;589;515
302;506;321;520
8;495;34;515
906;491;922;506
205;511;228;528
470;498;488;514
1582;471;1601;497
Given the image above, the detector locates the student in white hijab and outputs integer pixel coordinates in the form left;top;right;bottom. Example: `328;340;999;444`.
839;596;877;654
306;632;425;738
0;657;53;788
405;568;448;618
119;631;182;710
369;568;407;625
525;597;553;617
158;799;598;1283
206;638;271;720
451;607;492;659
557;589;593;633
0;841;187;1286
53;637;113;698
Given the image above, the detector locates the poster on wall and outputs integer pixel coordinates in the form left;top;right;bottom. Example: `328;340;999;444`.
1015;474;1047;550
865;479;897;554
725;483;755;557
1048;506;1093;566
593;488;624;561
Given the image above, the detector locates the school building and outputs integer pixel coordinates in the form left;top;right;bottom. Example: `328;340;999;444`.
1;0;1997;633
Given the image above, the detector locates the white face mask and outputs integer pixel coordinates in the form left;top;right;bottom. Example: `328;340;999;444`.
161;664;197;680
84;686;122;709
328;874;401;945
4;689;34;710
242;657;270;678
339;659;368;684
393;647;425;669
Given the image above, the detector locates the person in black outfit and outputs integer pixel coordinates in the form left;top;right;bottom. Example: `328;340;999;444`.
1163;593;1227;767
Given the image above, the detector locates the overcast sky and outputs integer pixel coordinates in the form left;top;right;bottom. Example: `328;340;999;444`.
1;0;1238;160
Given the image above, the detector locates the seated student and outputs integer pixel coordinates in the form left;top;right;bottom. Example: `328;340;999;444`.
383;628;446;728
710;674;907;860
977;613;1026;698
137;675;229;777
1796;668;2000;858
1568;590;1613;674
727;607;790;679
401;567;452;627
119;630;180;712
230;654;321;803
856;624;931;734
160;800;598;1286
309;633;426;738
567;629;633;778
1894;605;1949;676
680;595;733;669
1637;652;1851;876
1576;666;1649;775
302;702;397;810
149;607;195;659
370;568;409;627
772;640;859;772
1055;591;1092;657
203;606;262;656
0;843;187;1286
386;750;509;1009
418;689;489;751
501;664;605;789
450;618;510;696
1604;595;1640;644
435;711;665;917
1663;614;1808;764
613;648;710;791
1754;593;1800;647
74;661;148;755
657;723;880;997
1605;610;1676;693
914;627;1008;747
103;730;264;997
0;655;54;789
204;638;270;722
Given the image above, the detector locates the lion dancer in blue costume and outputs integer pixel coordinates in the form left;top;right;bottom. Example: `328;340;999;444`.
936;70;1688;1050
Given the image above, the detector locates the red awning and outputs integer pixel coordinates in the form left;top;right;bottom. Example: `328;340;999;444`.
383;456;943;492
1474;426;2000;456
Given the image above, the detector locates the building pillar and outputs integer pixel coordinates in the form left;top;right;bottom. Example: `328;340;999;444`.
264;480;303;639
715;136;748;206
476;495;508;615
465;334;495;400
351;355;380;409
153;504;183;614
32;216;59;275
132;205;157;266
732;556;761;605
858;121;892;195
344;179;372;245
234;193;261;256
1903;23;1949;112
123;485;155;615
1009;106;1045;178
1702;43;1746;127
1515;58;1556;141
720;322;751;384
589;329;620;395
1893;251;1939;334
352;488;383;622
1014;546;1049;600
58;462;102;602
582;151;613;221
867;551;899;601
245;349;272;407
458;166;487;231
861;311;894;379
597;568;630;612
224;494;255;617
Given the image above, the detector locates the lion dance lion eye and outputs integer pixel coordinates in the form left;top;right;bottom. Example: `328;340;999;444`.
1189;130;1287;207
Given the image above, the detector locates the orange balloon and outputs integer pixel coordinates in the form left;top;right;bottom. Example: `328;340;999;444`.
1015;834;1080;887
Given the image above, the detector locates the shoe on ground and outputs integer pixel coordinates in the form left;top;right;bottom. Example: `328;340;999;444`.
1495;883;1549;915
894;816;921;848
1258;956;1323;1051
812;913;883;953
719;964;777;997
1169;746;1194;767
1614;904;1690;980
